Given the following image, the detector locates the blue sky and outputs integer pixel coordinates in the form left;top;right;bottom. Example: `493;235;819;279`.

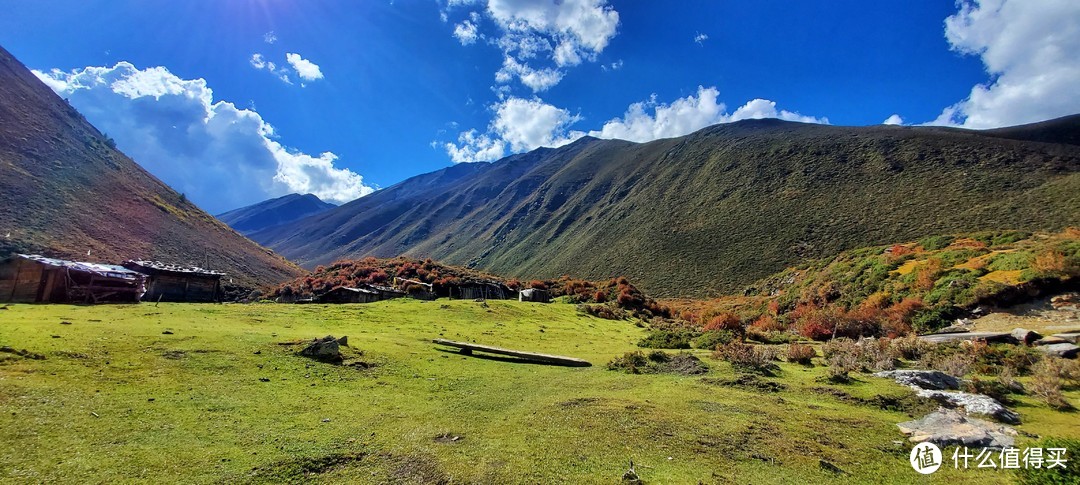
1;0;1077;213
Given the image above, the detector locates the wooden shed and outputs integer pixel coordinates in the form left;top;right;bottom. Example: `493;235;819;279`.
519;288;552;303
452;281;512;300
317;285;405;304
0;254;147;303
122;260;224;303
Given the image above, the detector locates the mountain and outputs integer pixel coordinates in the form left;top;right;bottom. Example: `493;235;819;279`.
254;115;1080;298
217;193;336;236
0;45;302;289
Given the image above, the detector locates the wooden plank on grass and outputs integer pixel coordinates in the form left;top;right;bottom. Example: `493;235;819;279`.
432;338;591;367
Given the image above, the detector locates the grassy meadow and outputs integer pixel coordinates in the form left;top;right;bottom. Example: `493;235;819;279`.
1;300;1077;483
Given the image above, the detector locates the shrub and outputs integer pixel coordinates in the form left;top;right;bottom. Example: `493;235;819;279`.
1031;358;1075;410
857;337;898;371
987;252;1034;271
703;313;742;332
785;343;816;365
890;334;934;361
919;235;956;251
910;306;960;334
637;330;696;349
1014;437;1080;484
825;351;859;383
713;342;779;374
693;330;737;350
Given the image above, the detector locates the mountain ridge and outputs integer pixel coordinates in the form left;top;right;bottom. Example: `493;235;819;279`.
254;115;1080;298
217;193;336;236
0;45;302;289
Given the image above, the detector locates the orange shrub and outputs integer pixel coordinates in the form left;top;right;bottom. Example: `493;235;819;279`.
704;313;742;332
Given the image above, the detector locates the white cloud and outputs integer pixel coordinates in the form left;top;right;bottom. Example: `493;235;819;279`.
495;56;564;92
447;0;619;91
694;32;708;45
883;114;904;125
445;96;583;162
600;59;623;72
445;87;828;163
590;87;827;142
931;0;1080;128
263;31;277;44
285;53;324;82
33;62;373;213
453;19;480;44
491;97;583;152
250;53;291;84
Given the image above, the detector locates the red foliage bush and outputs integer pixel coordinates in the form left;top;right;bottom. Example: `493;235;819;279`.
704;313;742;332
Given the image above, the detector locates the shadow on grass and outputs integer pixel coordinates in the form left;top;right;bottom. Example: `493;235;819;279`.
434;347;574;367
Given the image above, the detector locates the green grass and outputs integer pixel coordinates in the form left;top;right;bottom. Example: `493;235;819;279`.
1;301;1077;483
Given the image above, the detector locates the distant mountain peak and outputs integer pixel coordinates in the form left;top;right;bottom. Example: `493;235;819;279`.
217;193;337;235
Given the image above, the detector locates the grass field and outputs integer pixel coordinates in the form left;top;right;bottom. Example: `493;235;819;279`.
1;300;1077;483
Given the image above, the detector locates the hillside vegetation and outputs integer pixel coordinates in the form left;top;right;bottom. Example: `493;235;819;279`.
661;229;1079;343
0;45;301;288
253;116;1080;298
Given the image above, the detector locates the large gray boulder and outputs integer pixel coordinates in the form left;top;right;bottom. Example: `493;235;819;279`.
874;370;961;391
1010;328;1042;345
915;390;1021;424
299;335;343;362
1036;343;1079;358
897;408;1016;448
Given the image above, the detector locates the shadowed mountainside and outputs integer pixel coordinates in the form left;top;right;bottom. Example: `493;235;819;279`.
254;115;1080;298
217;193;336;236
0;45;301;288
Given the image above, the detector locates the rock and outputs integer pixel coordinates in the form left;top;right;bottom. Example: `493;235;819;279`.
299;335;342;363
875;370;962;391
897;408;1017;448
818;459;845;474
1035;343;1079;359
1010;328;1042;345
162;330;174;335
1050;293;1079;310
1034;337;1069;346
915;389;1021;424
336;336;348;347
919;332;1018;344
1051;332;1080;344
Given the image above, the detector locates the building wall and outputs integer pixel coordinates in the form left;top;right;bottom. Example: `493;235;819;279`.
145;274;220;302
0;259;45;302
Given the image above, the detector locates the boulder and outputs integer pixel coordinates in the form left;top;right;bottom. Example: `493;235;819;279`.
1034;337;1070;346
1035;343;1079;359
299;335;342;362
918;332;1017;344
915;389;1021;424
897;408;1017;448
1051;332;1080;344
1010;328;1042;345
875;370;961;391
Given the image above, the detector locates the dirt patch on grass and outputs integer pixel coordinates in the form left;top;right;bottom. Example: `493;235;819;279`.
0;346;46;360
607;350;709;375
809;386;937;415
559;397;603;407
246;451;367;483
700;374;787;393
387;453;449;484
54;351;90;359
162;350;186;360
434;433;464;443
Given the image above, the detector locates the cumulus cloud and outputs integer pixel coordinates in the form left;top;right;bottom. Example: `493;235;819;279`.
495;56;564;92
250;53;291;84
883;114;904;125
589;87;827;143
445;96;584;162
931;0;1080;128
33;62;373;213
285;53;324;82
445;87;827;162
454;19;480;44
446;0;619;92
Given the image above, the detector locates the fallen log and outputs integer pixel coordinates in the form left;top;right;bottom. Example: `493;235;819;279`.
432;338;591;367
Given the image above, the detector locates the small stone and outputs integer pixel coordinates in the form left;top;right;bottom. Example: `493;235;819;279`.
258;378;270;382
322;418;331;423
162;330;174;335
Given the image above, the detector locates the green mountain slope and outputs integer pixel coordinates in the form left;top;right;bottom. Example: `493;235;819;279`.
255;117;1080;298
0;45;301;288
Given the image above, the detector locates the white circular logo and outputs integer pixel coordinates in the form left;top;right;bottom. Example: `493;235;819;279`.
910;442;943;474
